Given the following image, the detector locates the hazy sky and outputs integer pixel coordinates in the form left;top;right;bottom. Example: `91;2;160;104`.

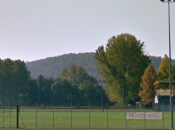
0;0;175;62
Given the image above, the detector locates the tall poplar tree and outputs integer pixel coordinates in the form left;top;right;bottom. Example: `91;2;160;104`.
139;64;157;104
157;55;169;81
94;33;150;104
157;55;173;89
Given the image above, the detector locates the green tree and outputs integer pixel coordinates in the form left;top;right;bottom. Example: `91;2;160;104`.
51;78;74;105
27;79;38;105
139;64;157;104
13;60;30;104
41;78;54;105
173;64;175;80
78;80;102;104
0;59;30;105
36;75;44;105
94;33;150;104
0;59;14;103
60;65;97;85
157;55;173;89
60;65;105;105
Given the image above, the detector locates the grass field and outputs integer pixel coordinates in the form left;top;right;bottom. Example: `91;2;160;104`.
0;108;174;129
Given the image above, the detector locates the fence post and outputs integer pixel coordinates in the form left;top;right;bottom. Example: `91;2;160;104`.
2;105;4;128
107;102;108;128
89;102;90;129
144;103;146;128
35;103;37;128
57;102;58;112
71;102;72;129
16;105;19;128
125;104;127;129
10;103;11;128
53;102;54;128
162;102;164;129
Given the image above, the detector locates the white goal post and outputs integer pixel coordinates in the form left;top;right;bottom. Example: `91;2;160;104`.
136;102;145;109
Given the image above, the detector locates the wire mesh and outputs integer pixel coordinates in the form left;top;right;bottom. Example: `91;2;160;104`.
0;102;174;129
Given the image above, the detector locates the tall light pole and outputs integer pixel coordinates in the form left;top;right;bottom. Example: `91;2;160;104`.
160;0;175;129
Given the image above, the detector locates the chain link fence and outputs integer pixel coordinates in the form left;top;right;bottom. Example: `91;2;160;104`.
0;102;174;129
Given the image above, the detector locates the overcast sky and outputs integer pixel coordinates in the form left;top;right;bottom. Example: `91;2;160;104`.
0;0;175;62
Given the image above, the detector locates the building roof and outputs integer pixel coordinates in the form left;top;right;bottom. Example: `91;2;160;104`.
154;81;175;85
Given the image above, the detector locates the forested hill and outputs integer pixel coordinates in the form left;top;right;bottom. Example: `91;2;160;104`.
26;53;100;79
26;53;174;79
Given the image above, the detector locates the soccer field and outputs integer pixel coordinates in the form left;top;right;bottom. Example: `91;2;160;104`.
0;108;174;129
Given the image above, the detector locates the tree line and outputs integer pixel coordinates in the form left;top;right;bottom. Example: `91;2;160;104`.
0;59;107;106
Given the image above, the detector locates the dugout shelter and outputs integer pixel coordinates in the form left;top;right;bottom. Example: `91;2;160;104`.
154;81;175;111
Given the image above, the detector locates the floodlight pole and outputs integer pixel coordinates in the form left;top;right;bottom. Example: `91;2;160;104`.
168;1;173;129
160;0;174;129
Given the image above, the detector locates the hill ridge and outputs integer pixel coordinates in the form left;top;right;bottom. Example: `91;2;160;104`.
26;52;174;79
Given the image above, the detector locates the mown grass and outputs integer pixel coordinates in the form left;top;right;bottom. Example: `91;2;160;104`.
0;108;174;129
